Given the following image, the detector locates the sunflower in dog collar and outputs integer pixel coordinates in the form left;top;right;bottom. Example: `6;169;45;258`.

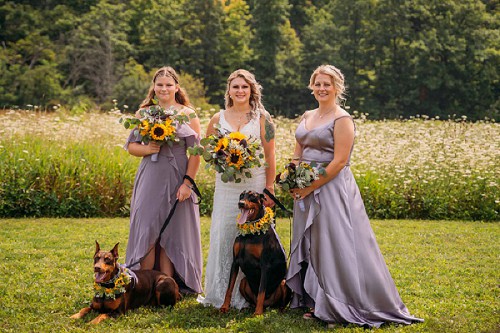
94;266;132;299
237;207;275;236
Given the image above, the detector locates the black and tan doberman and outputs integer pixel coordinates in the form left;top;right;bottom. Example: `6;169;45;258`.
221;190;291;315
71;241;180;324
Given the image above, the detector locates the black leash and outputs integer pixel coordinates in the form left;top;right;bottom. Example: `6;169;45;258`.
263;188;293;263
127;175;201;269
183;175;202;205
263;188;292;215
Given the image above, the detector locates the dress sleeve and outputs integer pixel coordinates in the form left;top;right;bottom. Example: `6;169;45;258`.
176;123;200;148
123;128;142;151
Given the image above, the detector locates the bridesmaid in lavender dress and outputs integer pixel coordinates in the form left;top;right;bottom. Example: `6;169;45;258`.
124;66;203;294
287;65;423;328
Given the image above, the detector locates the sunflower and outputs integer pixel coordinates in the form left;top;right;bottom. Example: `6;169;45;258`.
229;131;246;141
163;119;176;137
215;137;229;152
139;120;150;136
226;148;245;169
150;123;168;140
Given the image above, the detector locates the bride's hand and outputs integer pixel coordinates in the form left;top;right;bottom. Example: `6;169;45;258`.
263;188;276;207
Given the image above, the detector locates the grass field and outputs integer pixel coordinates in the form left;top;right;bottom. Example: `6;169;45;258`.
0;217;498;332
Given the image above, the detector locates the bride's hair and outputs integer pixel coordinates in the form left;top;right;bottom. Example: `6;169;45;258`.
309;64;347;105
224;69;265;118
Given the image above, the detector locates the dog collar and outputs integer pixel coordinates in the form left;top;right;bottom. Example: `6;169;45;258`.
237;206;274;236
94;265;132;300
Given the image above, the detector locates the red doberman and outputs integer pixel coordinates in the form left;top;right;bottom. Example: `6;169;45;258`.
220;190;291;315
71;241;180;324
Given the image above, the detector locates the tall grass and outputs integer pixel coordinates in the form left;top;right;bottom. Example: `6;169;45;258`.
0;109;498;220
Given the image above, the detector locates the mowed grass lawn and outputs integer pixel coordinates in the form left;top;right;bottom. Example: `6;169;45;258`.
0;218;498;333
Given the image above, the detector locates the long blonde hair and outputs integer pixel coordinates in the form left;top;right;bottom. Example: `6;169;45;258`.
224;69;265;118
309;64;347;105
140;66;191;108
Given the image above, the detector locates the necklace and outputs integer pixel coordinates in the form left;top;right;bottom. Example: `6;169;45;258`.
230;108;251;124
317;107;336;119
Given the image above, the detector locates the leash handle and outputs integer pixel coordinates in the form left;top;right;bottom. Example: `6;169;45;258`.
263;188;292;215
184;175;202;204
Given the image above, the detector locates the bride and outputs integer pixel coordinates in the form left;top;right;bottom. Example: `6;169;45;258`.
197;69;276;309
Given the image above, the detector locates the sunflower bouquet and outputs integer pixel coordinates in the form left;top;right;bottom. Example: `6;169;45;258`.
276;161;326;210
189;126;264;183
120;105;192;162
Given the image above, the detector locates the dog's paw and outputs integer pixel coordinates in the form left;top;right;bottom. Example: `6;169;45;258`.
253;309;264;316
70;307;92;319
90;313;110;324
220;305;230;313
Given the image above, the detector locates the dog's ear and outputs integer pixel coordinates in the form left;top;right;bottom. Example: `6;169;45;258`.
111;243;119;259
95;241;100;255
240;191;247;199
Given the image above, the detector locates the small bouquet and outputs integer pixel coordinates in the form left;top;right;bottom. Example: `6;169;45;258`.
189;126;264;183
120;105;193;162
276;161;326;211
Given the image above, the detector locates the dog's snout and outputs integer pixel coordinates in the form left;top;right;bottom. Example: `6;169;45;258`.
238;200;245;209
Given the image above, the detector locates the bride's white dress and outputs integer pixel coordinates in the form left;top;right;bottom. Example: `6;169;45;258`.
197;109;266;309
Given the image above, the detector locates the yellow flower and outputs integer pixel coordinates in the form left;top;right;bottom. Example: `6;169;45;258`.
164;123;175;137
140;120;150;136
215;137;229;152
226;148;244;169
150;123;168;140
229;131;246;141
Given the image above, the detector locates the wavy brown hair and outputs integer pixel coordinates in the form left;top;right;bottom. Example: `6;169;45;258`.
140;66;191;108
224;69;265;118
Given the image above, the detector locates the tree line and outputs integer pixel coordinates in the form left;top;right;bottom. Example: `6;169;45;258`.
1;0;498;120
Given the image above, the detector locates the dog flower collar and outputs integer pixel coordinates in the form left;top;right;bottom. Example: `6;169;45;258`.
94;265;132;299
237;206;274;236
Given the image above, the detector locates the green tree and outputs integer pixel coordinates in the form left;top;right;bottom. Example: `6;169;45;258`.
367;0;499;119
65;0;132;104
0;2;66;107
250;0;303;115
218;0;254;97
112;58;150;112
180;0;225;104
132;0;186;69
406;0;499;119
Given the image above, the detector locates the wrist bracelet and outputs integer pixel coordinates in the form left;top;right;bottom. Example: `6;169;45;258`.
183;175;202;204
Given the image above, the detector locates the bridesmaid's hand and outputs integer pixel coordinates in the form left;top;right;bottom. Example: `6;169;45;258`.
290;186;314;200
147;142;161;155
177;183;192;202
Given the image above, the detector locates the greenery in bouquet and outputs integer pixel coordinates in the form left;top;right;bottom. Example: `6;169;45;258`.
119;105;194;147
189;126;264;183
276;161;326;191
